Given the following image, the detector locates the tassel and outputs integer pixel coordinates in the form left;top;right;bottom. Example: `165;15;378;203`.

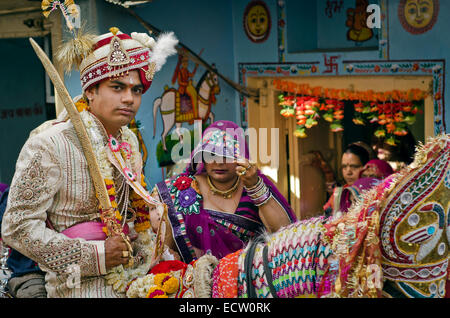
56;26;97;73
41;0;51;10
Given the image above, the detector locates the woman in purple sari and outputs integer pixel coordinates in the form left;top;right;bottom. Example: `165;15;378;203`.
153;120;296;263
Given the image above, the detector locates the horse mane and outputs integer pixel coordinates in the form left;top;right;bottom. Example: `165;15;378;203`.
196;65;217;92
192;254;219;298
195;69;210;92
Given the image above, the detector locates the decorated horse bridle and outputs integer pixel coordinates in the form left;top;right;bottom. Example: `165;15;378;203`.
198;72;219;105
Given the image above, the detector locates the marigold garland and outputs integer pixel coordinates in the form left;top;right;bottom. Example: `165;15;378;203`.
146;286;168;298
274;79;428;145
153;273;179;294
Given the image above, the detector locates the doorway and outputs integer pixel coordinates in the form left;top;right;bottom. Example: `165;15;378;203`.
246;75;433;219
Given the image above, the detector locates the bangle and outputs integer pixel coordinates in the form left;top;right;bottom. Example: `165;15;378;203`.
257;193;272;206
250;186;271;206
249;185;268;200
244;177;264;194
254;191;272;207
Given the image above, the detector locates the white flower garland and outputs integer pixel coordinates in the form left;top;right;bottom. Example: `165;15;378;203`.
105;230;157;294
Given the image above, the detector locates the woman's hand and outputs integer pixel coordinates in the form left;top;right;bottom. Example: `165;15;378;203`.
235;158;258;188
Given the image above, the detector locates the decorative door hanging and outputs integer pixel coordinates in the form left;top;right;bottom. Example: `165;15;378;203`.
274;79;428;146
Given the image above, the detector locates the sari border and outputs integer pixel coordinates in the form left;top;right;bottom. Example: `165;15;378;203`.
156;180;196;264
206;209;262;232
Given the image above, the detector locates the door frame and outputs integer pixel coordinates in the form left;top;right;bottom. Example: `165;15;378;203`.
240;60;444;219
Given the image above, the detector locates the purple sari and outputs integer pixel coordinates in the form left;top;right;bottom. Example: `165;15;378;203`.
338;177;381;213
156;121;296;263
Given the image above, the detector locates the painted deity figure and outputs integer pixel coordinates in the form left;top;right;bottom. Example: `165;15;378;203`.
346;0;374;42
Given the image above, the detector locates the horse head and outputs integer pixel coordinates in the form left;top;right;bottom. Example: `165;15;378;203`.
378;134;450;298
208;71;221;97
197;66;221;103
322;134;450;298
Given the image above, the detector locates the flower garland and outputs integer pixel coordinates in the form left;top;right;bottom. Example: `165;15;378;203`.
352;100;422;146
75;97;156;293
126;260;195;298
75;97;151;235
274;79;427;145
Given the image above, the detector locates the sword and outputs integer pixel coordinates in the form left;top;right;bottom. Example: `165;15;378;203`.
29;37;112;213
29;37;138;265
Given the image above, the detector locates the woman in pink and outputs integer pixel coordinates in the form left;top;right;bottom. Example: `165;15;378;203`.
359;159;394;180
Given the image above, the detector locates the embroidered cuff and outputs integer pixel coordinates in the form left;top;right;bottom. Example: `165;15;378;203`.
90;240;107;275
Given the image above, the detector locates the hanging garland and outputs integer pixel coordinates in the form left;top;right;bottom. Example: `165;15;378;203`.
274;79;428;145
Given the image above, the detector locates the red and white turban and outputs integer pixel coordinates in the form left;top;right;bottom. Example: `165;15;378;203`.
79;27;178;93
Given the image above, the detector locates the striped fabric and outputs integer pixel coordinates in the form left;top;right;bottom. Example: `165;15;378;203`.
237;217;332;298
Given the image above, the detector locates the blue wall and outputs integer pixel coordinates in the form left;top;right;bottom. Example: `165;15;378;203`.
63;0;449;187
0;37;47;184
65;0;239;185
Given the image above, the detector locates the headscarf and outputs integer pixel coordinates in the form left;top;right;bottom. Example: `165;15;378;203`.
359;159;394;180
187;120;248;174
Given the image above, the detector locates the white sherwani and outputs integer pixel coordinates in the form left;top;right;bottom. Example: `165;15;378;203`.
1;115;149;297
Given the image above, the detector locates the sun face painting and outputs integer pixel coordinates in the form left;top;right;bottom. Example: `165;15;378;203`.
243;0;271;43
398;0;439;34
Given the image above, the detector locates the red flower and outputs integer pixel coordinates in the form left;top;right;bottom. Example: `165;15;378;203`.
150;260;187;275
173;176;192;190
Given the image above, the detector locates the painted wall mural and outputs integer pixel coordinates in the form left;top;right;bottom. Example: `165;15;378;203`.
277;0;389;61
346;0;374;42
398;0;439;34
243;0;271;43
152;50;221;152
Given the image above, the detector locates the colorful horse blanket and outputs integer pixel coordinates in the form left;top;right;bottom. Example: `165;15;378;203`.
126;134;450;298
206;134;450;298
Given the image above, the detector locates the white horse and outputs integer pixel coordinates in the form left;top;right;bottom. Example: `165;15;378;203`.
153;70;221;151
